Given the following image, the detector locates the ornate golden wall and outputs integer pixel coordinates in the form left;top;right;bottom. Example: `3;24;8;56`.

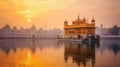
64;16;95;36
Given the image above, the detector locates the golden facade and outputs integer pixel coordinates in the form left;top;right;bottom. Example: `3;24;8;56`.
64;15;95;36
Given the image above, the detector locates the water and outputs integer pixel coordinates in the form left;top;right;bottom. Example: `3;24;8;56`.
0;38;120;67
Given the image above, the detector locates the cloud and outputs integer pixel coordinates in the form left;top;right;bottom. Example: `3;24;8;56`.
2;0;75;20
0;0;120;28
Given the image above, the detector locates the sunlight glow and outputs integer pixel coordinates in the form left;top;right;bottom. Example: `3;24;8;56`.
11;0;73;23
27;18;31;23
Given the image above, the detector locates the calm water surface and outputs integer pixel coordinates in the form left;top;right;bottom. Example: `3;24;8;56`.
0;38;120;67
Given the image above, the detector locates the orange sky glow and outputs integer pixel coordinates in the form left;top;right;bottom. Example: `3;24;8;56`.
0;0;120;29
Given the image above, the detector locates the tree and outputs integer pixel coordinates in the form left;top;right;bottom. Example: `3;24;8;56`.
110;25;120;35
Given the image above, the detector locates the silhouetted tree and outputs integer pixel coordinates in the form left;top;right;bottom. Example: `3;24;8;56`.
110;25;120;35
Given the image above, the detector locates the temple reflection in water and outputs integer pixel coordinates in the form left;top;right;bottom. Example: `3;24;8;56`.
0;38;120;67
64;42;100;67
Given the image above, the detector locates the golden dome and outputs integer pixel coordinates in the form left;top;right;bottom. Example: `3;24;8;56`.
82;17;86;22
91;18;95;22
64;20;68;23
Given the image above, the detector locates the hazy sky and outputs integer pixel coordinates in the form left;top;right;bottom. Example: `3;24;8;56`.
0;0;120;29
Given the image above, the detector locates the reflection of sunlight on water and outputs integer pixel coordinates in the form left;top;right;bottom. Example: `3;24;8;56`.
28;52;31;57
0;39;120;67
24;52;37;66
16;51;39;67
0;39;64;67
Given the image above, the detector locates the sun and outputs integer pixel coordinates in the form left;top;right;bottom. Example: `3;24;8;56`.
27;18;31;23
13;0;69;24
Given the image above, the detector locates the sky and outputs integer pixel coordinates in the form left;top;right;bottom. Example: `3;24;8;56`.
0;0;120;29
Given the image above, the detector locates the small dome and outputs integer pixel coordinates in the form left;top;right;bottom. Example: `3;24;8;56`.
64;20;68;23
75;18;81;22
74;14;81;22
91;18;95;22
82;17;86;22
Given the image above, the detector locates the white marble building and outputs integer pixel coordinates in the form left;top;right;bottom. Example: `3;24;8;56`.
0;24;63;38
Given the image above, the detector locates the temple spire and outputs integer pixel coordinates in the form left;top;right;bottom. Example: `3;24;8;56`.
78;14;80;19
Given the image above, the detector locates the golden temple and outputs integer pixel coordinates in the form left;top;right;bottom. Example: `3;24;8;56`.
64;15;95;36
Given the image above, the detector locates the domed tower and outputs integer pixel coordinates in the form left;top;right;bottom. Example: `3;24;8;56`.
64;20;68;26
78;14;80;19
82;17;86;22
74;14;81;25
90;18;96;34
91;18;95;24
